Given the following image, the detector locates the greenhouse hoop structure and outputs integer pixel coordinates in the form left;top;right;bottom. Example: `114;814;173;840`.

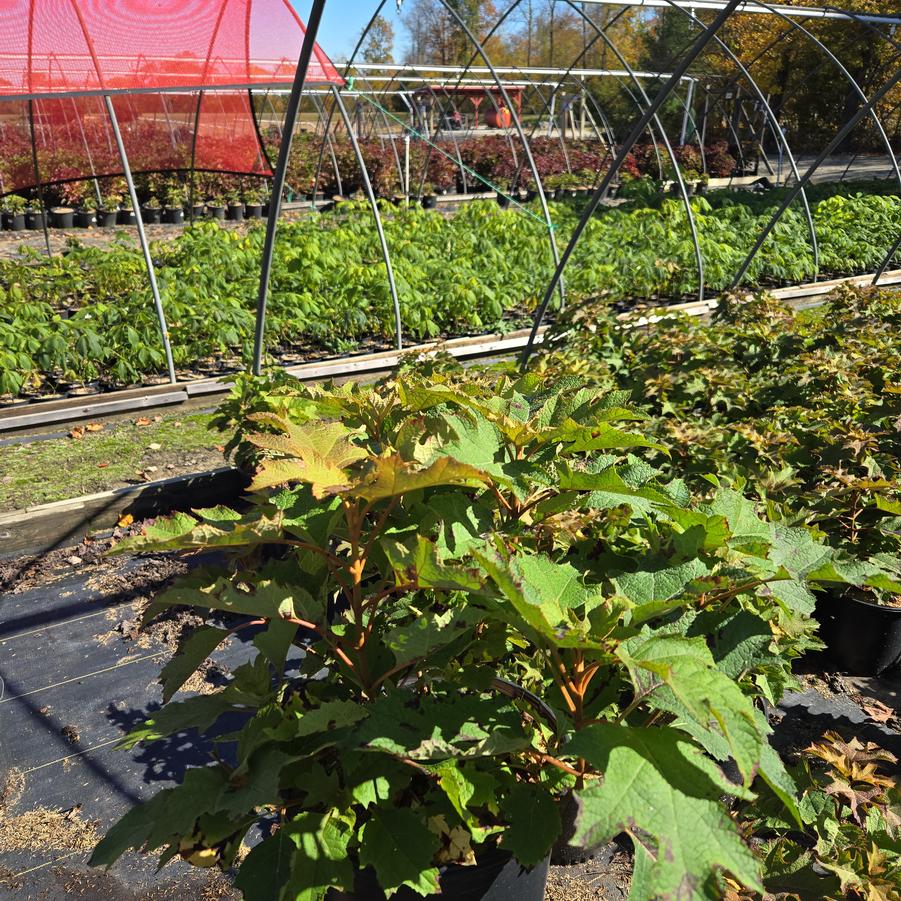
1;0;901;396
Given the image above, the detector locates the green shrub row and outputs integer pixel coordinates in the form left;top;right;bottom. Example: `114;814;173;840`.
2;184;901;396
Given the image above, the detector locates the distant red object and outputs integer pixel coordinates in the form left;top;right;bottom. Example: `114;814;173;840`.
485;107;513;129
413;85;523;129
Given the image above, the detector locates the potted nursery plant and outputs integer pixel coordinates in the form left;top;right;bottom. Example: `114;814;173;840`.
163;185;185;225
118;193;136;226
50;180;86;229
24;200;46;230
74;201;96;228
90;366;850;900
206;194;226;221
558;172;582;198
243;187;264;219
421;182;438;209
226;191;244;222
544;173;563;201
97;193;119;227
142;195;162;225
50;205;75;229
190;198;206;220
2;194;28;231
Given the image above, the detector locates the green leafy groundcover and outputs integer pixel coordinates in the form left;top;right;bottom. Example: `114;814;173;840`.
541;284;901;603
3;180;901;396
90;364;898;899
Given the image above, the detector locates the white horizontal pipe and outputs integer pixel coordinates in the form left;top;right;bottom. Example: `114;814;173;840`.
572;0;901;25
351;63;693;80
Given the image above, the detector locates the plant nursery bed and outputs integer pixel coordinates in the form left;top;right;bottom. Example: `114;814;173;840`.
0;529;898;899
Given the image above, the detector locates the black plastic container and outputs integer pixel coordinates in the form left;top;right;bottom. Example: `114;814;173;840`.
815;589;901;675
75;209;95;228
190;204;206;220
118;208;136;226
162;206;184;225
227;202;244;222
97;209;118;227
142;206;162;224
327;850;549;901
245;203;263;219
207;204;226;221
51;207;74;229
421;195;438;209
24;209;46;230
3;212;26;231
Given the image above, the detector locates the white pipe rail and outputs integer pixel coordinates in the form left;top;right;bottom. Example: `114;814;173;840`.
572;0;901;25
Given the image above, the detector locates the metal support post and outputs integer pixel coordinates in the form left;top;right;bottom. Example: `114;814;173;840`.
404;134;411;203
332;86;403;351
104;96;177;384
521;0;743;369
251;0;327;376
679;77;695;145
27;100;52;257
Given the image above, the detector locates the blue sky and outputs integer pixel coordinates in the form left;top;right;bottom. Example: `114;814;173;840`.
292;1;400;62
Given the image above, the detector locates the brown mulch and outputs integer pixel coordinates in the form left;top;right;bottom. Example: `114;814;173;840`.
51;866;240;901
0;770;24;816
545;851;633;900
0;805;99;855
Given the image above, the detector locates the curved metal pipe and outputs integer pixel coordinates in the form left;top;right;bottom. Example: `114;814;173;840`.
521;0;743;368
105;95;177;384
435;0;566;307
544;2;706;301
666;0;819;277
331;86;403;350
251;0;327;376
729;65;901;290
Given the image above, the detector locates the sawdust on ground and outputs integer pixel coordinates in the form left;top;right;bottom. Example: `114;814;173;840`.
545;851;633;900
0;805;99;854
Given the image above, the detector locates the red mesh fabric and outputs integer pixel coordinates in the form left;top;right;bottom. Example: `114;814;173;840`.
0;0;340;194
0;0;341;96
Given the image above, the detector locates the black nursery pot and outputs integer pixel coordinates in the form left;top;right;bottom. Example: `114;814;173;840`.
3;212;26;231
227;202;244;222
51;208;74;229
142;206;162;224
24;209;46;230
421;195;438;209
97;209;118;227
207;204;226;221
244;202;263;219
162;206;184;225
814;589;901;675
117;208;136;226
327;849;549;901
74;209;94;228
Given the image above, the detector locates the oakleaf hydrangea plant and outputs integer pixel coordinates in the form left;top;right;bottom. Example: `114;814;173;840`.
91;366;861;900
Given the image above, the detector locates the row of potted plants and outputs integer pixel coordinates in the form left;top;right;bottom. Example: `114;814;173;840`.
2;183;900;398
284;133;737;200
0;133;735;227
0;188;270;231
